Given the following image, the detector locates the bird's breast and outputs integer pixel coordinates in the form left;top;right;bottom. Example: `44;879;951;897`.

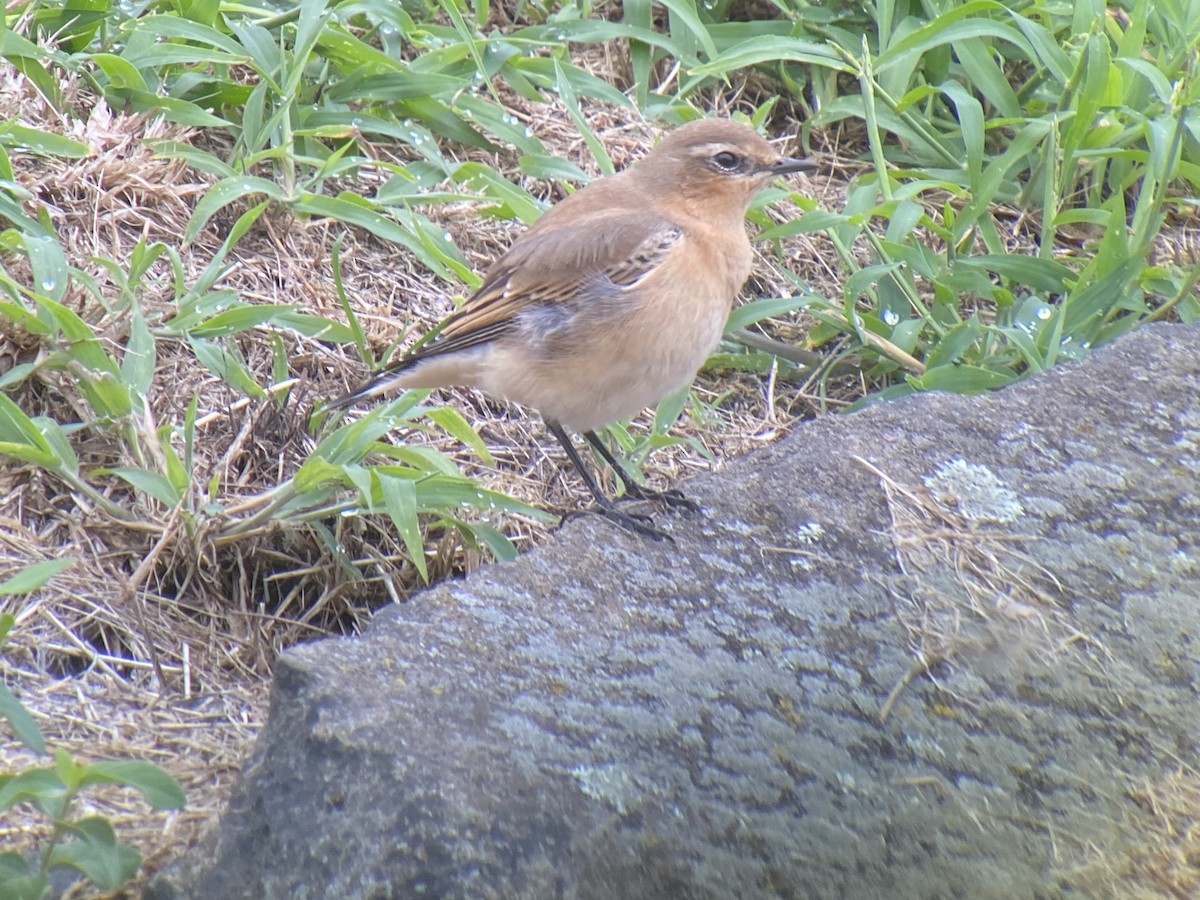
483;229;751;431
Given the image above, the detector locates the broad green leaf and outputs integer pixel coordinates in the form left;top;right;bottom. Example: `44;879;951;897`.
122;43;249;69
911;364;1015;393
6;55;61;111
180;0;220;27
183;175;283;245
954;255;1072;293
992;323;1047;372
33;417;80;475
686;36;845;78
0;363;35;392
652;382;691;435
21;233;69;304
518;20;690;61
122;90;232;127
48;817;141;891
0;29;44;59
1115;57;1174;105
90;53;147;94
938;81;984;186
0;395;54;457
0;682;46;754
293;456;346;493
455;95;545;155
553;57;612;175
188;337;265;398
104;468;182;507
0;850;34;881
80;760;186;810
889;318;926;354
0;439;57;469
924;319;983;368
725;294;811;333
658;0;718;59
377;472;428;581
515;57;633;109
370;444;462;477
0;768;67;817
190;305;300;339
0;557;76;595
315;20;405;73
310;413;397;466
451;162;543;223
0;124;90;158
164;289;241;335
757;209;853;241
123;13;248;55
952;36;1019;118
122;309;156;400
877;3;1029;71
1008;11;1070;83
310;112;446;168
622;0;653;107
295;193;456;279
148;140;236;178
157;422;190;496
704;349;779;375
406;472;549;520
274;312;356;342
326;72;464;103
456;520;518;561
396;96;490;149
1061;260;1142;338
0;872;44;900
518;154;589;183
425;406;493;465
54;746;87;789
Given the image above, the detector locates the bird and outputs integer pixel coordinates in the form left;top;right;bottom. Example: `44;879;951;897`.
327;117;815;538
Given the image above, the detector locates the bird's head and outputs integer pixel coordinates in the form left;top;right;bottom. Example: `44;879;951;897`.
635;118;815;220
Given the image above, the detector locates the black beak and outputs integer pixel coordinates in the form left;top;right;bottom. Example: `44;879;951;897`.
770;156;819;175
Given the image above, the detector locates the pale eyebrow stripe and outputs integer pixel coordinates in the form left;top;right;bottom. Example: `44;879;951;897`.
687;142;735;155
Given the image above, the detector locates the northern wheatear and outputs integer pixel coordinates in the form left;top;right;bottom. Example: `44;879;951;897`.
328;118;814;537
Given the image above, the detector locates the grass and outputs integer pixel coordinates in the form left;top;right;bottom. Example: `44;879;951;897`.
0;0;1196;892
2;595;185;900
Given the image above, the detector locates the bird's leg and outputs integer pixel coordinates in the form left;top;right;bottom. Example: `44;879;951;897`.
582;431;700;513
545;422;671;541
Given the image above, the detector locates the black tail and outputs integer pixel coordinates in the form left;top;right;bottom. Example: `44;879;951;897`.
324;359;413;412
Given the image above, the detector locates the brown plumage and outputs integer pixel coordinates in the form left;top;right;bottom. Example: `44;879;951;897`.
329;118;814;537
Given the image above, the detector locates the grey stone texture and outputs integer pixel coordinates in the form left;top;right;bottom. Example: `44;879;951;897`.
154;322;1200;899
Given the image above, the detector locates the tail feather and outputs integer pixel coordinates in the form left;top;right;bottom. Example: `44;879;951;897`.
326;337;484;412
325;360;415;412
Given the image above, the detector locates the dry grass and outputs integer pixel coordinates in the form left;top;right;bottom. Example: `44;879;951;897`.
0;53;866;891
3;28;1186;896
1110;766;1200;897
858;458;1200;896
859;456;1103;722
1056;765;1200;899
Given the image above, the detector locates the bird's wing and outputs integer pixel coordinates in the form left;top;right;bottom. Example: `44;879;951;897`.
402;212;684;363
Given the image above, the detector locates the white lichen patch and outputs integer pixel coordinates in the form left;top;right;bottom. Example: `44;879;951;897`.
572;763;640;815
924;459;1024;523
796;522;826;544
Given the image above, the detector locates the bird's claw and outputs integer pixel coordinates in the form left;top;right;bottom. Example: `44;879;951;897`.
620;485;701;513
558;506;674;542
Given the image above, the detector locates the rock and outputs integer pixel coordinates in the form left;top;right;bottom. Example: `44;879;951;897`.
152;323;1200;900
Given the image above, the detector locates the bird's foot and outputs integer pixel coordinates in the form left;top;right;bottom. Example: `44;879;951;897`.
619;484;701;514
558;505;673;542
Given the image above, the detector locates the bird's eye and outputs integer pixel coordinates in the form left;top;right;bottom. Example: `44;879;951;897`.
712;151;742;171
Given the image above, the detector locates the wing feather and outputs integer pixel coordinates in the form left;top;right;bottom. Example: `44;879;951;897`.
401;213;683;365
